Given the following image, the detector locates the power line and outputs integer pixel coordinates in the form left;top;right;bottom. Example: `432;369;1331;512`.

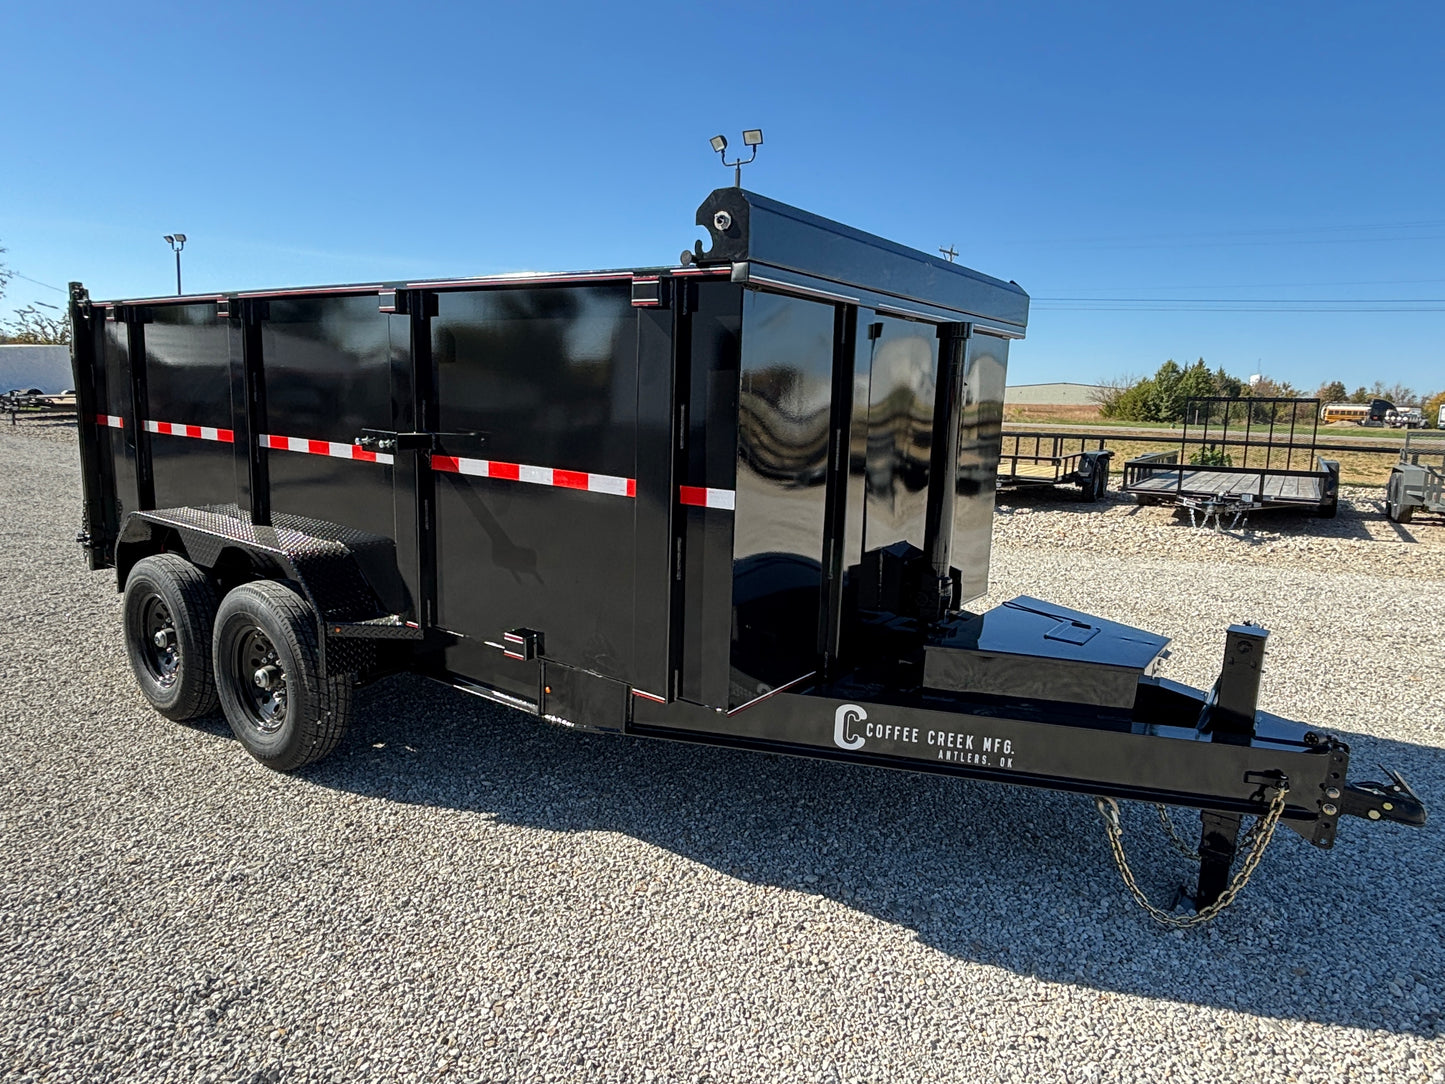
9;273;65;293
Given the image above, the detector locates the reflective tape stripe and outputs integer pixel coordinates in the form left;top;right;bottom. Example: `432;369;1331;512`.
260;433;393;466
430;453;636;497
143;419;235;443
678;485;736;510
96;414;124;429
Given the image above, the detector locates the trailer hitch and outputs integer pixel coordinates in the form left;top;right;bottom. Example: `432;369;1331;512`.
1339;769;1427;827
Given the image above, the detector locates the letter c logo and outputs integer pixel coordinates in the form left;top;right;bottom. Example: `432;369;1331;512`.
834;704;866;750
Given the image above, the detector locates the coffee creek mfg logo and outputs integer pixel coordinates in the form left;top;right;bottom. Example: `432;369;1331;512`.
831;703;1018;768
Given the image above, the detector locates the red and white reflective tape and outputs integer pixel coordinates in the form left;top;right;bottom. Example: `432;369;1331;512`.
96;414;125;429
143;419;235;443
260;433;393;465
679;485;736;510
431;454;636;498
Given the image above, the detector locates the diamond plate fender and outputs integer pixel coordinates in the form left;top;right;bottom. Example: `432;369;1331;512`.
116;505;411;678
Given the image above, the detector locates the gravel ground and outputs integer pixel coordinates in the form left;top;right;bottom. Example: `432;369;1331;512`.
2;419;1442;1084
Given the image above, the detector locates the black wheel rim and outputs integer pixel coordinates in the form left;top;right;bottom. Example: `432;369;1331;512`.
234;626;288;734
140;594;180;687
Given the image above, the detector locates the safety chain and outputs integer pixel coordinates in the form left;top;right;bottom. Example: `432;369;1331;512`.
1094;784;1290;928
1154;804;1201;862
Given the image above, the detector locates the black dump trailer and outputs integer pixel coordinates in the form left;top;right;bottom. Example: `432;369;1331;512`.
68;189;1423;922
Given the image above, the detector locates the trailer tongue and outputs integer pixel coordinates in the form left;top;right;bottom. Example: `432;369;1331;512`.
68;187;1424;924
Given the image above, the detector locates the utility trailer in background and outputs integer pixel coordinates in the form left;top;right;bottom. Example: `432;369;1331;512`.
3;388;78;424
68;189;1422;922
1122;396;1340;528
995;433;1112;500
1386;430;1445;523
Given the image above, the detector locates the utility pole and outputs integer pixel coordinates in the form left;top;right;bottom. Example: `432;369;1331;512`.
164;234;188;295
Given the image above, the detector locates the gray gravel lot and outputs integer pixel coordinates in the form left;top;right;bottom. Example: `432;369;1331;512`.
2;420;1443;1084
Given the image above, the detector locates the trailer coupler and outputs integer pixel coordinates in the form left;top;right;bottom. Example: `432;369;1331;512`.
1340;769;1427;827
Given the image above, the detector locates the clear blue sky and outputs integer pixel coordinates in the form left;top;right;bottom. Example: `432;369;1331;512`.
2;1;1442;394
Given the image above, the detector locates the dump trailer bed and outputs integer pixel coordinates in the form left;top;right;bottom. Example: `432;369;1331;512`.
68;188;1422;923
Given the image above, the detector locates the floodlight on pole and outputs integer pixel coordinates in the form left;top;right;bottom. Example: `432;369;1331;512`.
710;128;764;188
164;233;187;295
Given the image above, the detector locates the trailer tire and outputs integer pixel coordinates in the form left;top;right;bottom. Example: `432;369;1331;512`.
1386;474;1414;524
123;555;221;722
212;580;353;772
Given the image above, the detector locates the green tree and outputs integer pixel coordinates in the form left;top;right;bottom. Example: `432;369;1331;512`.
0;243;67;343
1178;359;1216;404
1213;366;1244;399
0;304;70;345
1112;379;1155;420
1422;389;1445;428
1147;360;1184;422
1316;380;1347;403
1348;386;1370;403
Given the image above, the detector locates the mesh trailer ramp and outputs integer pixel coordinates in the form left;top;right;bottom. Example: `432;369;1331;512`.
67;189;1423;925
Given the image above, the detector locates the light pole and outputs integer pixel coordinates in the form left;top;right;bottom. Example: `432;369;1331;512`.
709;129;764;187
163;234;187;295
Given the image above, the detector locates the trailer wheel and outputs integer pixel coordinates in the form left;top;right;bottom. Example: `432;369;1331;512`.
1093;464;1110;500
122;554;220;721
1386;474;1415;524
213;580;353;771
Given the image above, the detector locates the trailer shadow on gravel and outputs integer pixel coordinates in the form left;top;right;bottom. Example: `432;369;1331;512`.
291;673;1443;1039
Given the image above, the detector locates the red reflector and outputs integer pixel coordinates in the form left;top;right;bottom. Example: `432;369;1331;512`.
432;455;461;473
491;461;520;481
552;469;588;490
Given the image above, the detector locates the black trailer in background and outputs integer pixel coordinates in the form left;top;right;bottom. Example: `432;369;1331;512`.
68;189;1422;921
995;433;1112;500
1122;396;1340;527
